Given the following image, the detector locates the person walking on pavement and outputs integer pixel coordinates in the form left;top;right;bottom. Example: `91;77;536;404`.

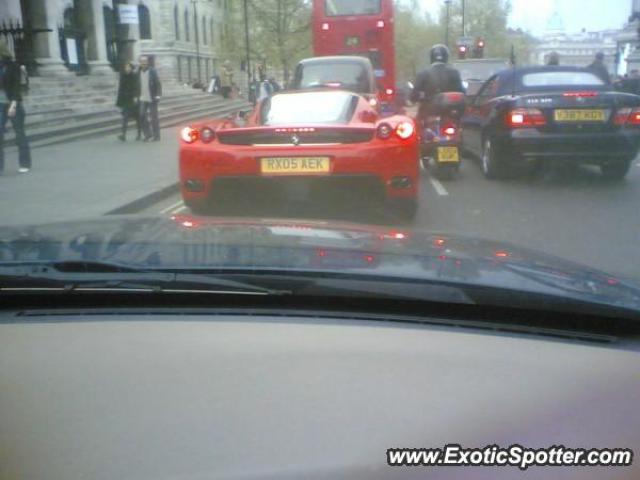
138;55;162;142
0;40;31;174
256;71;274;103
116;62;141;142
588;52;611;84
220;60;233;99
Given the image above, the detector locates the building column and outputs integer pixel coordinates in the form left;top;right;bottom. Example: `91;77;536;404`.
87;0;113;75
36;0;70;76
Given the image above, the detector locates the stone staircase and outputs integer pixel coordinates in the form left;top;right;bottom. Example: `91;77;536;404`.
5;75;250;148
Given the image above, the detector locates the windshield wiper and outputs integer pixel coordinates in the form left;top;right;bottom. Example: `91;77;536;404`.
0;261;289;296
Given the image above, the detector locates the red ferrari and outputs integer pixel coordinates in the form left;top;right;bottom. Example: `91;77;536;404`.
179;90;420;220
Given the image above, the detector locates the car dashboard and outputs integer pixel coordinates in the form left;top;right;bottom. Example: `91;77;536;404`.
1;310;639;480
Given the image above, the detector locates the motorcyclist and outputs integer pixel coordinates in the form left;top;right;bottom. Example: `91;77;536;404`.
410;44;465;121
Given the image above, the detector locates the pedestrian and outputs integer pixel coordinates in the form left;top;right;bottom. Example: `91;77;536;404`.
220;60;233;99
587;52;611;84
256;71;274;103
268;77;282;93
207;74;219;95
116;62;141;142
138;55;162;142
546;51;560;66
0;39;31;174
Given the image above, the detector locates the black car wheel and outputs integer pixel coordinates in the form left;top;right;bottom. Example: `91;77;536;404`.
481;138;506;180
600;159;632;181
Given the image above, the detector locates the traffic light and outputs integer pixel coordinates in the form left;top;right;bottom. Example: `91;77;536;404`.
473;38;485;59
457;44;468;60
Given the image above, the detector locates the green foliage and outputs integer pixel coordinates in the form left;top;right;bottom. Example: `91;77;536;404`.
224;0;312;81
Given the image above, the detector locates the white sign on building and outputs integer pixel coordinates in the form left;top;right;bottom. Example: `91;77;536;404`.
118;4;139;24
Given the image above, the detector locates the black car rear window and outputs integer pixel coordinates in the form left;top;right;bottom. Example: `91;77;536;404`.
521;71;605;88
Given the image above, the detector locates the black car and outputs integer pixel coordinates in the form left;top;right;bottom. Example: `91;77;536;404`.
461;66;640;180
290;56;378;99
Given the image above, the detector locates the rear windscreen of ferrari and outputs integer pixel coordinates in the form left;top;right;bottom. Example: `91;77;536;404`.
262;92;358;125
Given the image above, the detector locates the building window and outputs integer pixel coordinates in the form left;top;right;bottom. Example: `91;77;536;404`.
184;9;190;41
174;4;180;40
138;3;152;40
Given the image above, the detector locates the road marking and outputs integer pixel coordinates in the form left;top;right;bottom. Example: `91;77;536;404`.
160;201;184;215
429;177;449;196
171;205;187;214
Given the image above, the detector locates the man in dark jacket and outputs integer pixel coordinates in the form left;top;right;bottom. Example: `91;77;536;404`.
411;44;464;121
138;55;162;142
116;62;141;142
0;41;31;174
588;52;611;84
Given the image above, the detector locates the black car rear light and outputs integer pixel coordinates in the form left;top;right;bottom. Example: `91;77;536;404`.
506;108;547;128
614;107;640;126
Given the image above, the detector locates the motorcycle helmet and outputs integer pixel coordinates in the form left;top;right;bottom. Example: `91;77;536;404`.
430;44;450;64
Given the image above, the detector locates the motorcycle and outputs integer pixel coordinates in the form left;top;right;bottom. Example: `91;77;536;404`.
419;92;466;181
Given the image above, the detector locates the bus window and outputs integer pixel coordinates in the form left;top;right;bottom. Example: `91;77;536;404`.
325;0;381;16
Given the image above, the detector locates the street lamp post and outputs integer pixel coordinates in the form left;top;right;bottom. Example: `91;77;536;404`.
462;0;465;37
243;0;252;101
445;0;452;48
191;0;201;83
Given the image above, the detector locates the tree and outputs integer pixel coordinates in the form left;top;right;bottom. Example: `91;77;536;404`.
247;0;312;82
395;2;442;80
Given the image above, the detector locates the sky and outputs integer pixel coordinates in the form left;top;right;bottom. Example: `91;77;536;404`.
418;0;630;36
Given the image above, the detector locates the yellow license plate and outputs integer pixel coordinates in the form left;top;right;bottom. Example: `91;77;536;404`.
554;109;606;122
437;147;460;163
260;157;330;175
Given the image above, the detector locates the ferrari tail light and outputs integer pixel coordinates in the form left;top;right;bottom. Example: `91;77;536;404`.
377;123;393;139
200;127;215;143
395;121;415;139
614;107;640;126
506;108;546;128
181;126;199;143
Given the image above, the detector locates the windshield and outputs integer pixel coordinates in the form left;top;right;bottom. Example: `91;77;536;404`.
325;0;381;16
297;62;372;93
1;0;638;315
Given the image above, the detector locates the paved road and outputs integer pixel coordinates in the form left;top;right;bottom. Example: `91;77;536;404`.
138;155;640;282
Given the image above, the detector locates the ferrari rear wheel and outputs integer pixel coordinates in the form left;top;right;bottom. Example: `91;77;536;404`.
600;159;632;181
391;199;418;224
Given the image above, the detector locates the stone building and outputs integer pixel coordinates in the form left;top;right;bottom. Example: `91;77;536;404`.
0;0;229;84
616;0;640;74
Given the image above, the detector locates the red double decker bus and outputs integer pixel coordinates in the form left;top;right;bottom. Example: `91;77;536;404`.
312;0;396;106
